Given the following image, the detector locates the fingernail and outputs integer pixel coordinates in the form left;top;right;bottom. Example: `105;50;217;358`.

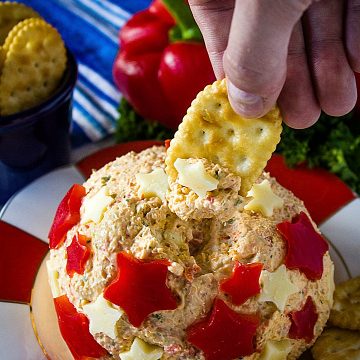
227;80;264;117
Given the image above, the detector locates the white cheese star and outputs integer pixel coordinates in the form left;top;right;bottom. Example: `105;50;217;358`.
46;260;64;298
174;158;219;198
244;179;284;217
82;294;123;340
259;339;292;360
119;337;163;360
81;186;114;224
258;265;299;311
136;168;169;202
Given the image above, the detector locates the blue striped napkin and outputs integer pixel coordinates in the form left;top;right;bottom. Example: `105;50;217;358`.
21;0;152;146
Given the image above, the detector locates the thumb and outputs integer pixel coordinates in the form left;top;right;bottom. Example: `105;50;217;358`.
224;0;313;118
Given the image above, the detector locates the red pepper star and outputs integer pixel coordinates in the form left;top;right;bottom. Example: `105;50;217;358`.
277;212;329;280
220;262;263;305
165;139;171;150
103;252;178;327
66;234;91;278
288;296;318;343
49;184;86;249
186;298;259;360
54;295;108;360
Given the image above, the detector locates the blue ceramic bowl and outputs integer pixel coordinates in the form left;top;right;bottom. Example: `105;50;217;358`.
0;49;77;206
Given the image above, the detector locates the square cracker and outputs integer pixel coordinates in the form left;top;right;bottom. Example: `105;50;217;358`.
312;328;360;360
330;276;360;330
166;79;282;195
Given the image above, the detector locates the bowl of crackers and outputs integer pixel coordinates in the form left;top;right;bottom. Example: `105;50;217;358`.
0;2;77;205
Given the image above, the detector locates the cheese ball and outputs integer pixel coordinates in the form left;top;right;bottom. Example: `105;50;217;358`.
48;146;334;360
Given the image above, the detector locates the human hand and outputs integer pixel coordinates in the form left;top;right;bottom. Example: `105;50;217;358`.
189;0;360;128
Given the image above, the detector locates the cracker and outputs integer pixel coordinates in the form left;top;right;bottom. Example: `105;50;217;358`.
3;18;43;53
165;79;282;195
311;328;360;360
0;46;4;72
0;18;66;116
329;276;360;330
0;2;40;44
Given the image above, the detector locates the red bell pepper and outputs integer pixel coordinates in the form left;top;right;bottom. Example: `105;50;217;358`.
277;212;329;281
149;0;175;26
103;251;178;327
186;298;259;360
220;262;263;306
54;295;108;360
48;184;86;250
66;233;91;278
288;296;318;343
113;0;215;129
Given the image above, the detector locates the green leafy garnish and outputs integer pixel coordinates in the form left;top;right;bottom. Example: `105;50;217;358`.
115;98;174;143
101;176;111;185
277;112;360;194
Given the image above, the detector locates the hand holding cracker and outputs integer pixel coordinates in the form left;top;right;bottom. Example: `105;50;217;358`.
166;78;282;196
189;0;359;128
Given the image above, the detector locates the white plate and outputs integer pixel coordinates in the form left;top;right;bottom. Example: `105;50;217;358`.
0;141;359;359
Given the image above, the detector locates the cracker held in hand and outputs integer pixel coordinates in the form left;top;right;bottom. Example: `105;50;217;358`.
0;2;40;44
311;328;360;360
0;18;66;116
165;79;282;195
329;276;360;330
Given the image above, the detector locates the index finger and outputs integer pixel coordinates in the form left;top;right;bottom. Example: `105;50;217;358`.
189;0;234;78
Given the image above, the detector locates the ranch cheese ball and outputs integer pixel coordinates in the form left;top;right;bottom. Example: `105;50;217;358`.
47;146;334;360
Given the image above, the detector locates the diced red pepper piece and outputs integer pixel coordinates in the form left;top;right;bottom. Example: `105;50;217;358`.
164;139;171;150
277;212;329;280
49;184;86;249
103;252;178;327
288;296;318;343
220;262;263;306
66;234;91;278
186;298;259;360
54;295;108;360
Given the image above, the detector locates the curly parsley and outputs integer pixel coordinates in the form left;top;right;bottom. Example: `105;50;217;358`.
277;111;360;194
115;98;174;143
